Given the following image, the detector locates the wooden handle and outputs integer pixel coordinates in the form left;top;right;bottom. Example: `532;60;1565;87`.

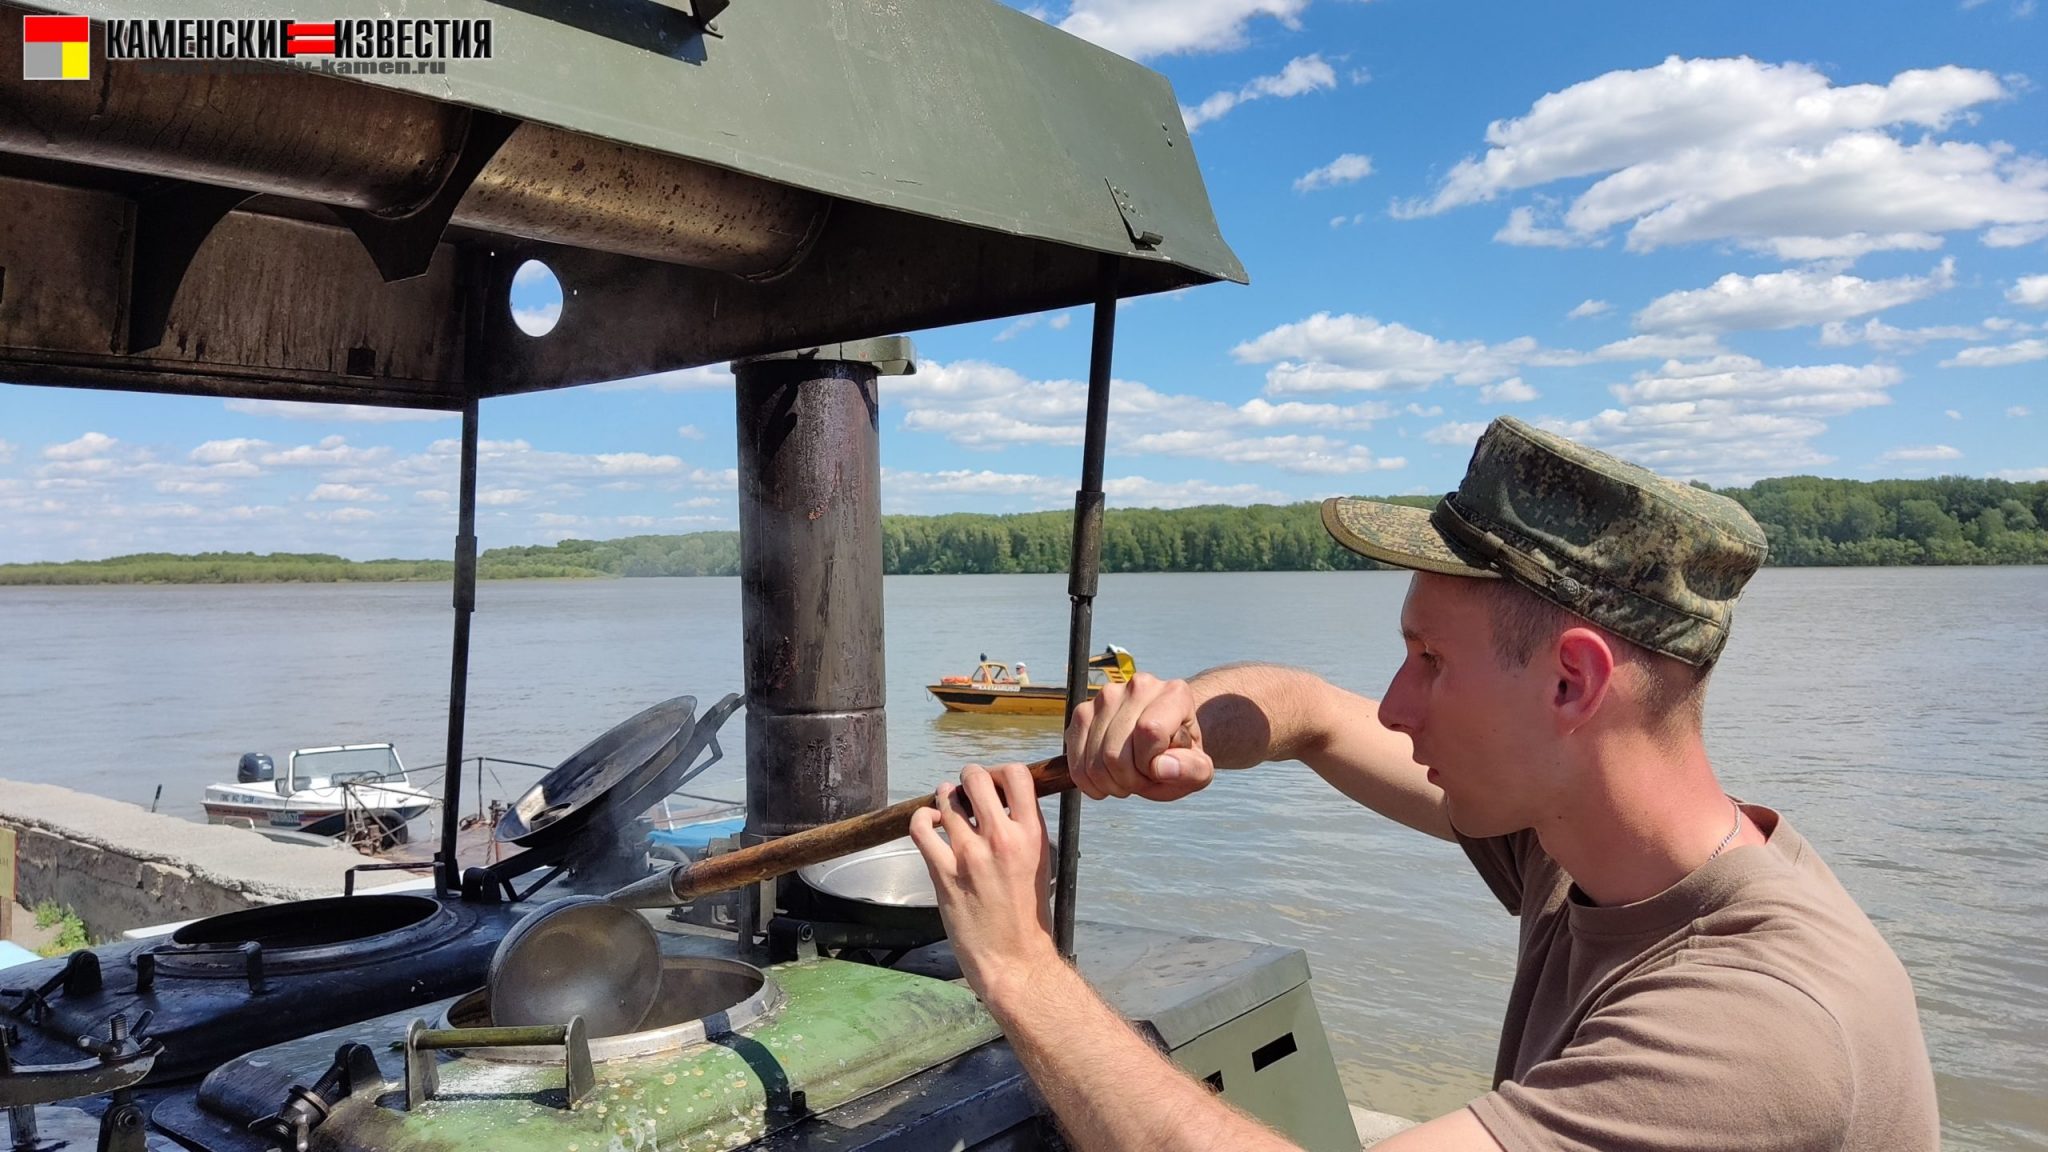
608;755;1071;909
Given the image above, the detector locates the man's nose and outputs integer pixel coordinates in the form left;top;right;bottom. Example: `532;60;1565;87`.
1378;661;1421;736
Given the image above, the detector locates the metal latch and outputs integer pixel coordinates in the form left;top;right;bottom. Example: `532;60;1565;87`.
251;1043;385;1152
1106;181;1164;249
2;1012;160;1152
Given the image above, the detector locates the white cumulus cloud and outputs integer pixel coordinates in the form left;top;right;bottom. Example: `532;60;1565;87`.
1882;444;1964;461
44;433;117;461
1525;352;1905;482
1234;314;1537;392
1182;54;1337;130
1635;259;1955;334
307;483;382;502
1819;317;1987;348
885;359;1410;477
1056;0;1309;61
1423;422;1489;446
2008;275;2048;307
1480;378;1540;403
1495;206;1578;248
1985;221;2048;247
1567;299;1612;320
1294;153;1374;192
1941;338;2048;366
1610;356;1900;415
1396;57;2046;258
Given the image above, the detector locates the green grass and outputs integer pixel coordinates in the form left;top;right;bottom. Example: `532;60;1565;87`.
32;899;90;956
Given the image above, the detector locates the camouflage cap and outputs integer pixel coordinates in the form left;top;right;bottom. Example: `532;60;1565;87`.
1322;416;1768;666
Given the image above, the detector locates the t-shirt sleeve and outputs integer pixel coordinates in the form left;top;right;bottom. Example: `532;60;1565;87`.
1458;828;1539;915
1467;963;1854;1152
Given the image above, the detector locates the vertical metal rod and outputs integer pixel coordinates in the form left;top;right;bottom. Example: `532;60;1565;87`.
1054;255;1119;958
437;397;480;897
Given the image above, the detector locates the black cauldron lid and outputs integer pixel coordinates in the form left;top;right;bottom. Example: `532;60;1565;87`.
496;693;742;851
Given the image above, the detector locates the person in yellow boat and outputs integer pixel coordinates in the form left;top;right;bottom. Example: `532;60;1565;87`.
910;417;1937;1152
1015;662;1030;686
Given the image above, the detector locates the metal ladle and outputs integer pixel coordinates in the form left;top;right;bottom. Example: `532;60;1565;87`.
486;754;1074;1035
486;894;661;1036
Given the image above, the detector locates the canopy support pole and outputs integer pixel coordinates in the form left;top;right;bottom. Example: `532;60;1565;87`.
437;397;480;897
1054;255;1118;959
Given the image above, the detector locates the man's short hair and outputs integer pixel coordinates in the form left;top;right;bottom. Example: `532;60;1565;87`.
1479;578;1712;727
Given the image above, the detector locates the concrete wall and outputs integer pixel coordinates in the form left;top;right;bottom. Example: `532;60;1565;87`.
0;780;417;938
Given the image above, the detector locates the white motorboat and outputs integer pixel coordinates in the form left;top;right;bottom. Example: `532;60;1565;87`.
202;744;435;845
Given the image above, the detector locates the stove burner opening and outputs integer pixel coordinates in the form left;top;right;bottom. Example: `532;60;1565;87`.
172;895;441;949
638;960;766;1029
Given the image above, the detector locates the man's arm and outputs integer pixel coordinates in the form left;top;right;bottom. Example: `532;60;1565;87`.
1071;665;1453;841
909;763;1499;1152
988;962;1505;1152
984;955;1300;1152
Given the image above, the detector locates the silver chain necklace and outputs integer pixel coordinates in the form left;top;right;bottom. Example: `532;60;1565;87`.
1706;797;1742;863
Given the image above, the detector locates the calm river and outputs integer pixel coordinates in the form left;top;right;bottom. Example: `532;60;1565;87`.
2;568;2043;1149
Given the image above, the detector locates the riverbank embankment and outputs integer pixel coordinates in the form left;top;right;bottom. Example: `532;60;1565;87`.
0;780;423;939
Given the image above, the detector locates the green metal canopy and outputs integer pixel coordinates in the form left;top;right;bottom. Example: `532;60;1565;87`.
0;0;1242;408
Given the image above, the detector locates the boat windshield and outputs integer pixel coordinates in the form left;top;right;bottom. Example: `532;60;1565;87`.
291;746;405;789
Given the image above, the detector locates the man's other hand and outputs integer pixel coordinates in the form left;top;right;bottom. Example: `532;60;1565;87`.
909;762;1057;1003
1065;673;1214;802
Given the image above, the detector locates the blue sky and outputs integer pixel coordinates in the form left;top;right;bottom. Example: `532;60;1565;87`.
4;0;2046;562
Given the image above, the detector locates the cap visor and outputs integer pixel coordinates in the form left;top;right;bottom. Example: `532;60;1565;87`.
1321;497;1498;578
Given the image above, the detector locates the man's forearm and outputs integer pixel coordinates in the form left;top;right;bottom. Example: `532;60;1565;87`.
1187;663;1336;770
1187;663;1452;840
985;958;1298;1152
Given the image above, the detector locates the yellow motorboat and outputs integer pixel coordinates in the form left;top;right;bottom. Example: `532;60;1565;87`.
928;646;1136;716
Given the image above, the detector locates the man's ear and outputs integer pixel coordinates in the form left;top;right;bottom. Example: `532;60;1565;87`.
1552;627;1616;732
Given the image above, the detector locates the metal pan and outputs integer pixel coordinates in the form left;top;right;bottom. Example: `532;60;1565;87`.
795;837;944;932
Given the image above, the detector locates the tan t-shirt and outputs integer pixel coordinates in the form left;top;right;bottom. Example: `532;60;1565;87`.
1458;804;1939;1151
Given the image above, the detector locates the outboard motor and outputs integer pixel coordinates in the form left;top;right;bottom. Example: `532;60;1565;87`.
237;752;275;784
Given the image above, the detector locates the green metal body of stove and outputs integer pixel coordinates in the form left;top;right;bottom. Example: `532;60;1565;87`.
156;923;1360;1152
309;959;995;1152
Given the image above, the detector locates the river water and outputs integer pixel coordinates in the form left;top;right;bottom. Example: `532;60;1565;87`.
2;568;2043;1148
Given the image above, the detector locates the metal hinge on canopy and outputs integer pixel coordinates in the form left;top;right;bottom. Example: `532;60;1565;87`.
1106;180;1164;249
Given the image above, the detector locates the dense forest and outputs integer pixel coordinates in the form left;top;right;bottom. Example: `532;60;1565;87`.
5;476;2044;585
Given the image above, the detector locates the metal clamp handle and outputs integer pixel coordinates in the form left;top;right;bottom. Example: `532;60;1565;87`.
135;940;266;995
0;1045;158;1110
403;1018;594;1111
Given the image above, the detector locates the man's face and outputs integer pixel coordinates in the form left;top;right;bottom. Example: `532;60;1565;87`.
1378;573;1558;839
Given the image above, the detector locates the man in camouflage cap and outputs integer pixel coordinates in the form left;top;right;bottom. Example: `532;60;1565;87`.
912;417;1937;1151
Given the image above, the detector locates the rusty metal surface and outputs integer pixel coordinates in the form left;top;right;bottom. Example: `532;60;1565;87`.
741;712;891;840
735;358;888;839
0;176;468;402
0;173;1195;406
0;32;828;278
461;127;826;278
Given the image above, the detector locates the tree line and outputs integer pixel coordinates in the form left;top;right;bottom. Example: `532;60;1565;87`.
4;475;2044;585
